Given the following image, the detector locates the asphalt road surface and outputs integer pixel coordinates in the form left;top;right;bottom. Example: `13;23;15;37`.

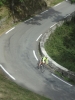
0;1;75;100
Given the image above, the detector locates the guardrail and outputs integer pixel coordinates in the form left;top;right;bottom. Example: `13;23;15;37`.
40;11;75;82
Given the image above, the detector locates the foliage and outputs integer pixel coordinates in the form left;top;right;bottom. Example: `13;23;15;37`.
0;0;6;6
70;0;75;3
45;17;75;72
0;0;47;21
0;0;64;21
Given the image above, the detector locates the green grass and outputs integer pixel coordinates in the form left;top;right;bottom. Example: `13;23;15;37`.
45;18;75;72
44;0;64;7
0;6;9;19
0;17;19;35
70;0;75;3
0;70;50;100
50;0;64;6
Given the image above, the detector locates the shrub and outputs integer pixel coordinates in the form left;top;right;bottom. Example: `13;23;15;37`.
70;0;75;3
45;18;75;72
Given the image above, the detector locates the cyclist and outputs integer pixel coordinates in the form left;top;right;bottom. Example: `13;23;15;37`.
39;56;48;68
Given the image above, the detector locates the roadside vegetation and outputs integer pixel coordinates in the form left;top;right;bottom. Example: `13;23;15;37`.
70;0;75;3
0;0;64;19
0;70;50;100
45;17;75;72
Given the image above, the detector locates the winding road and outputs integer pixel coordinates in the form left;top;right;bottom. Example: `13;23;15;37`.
0;1;75;100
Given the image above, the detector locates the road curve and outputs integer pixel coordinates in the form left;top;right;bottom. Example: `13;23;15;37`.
0;1;75;100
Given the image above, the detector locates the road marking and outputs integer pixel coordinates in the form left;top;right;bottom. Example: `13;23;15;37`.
41;10;48;14
24;18;33;22
64;14;70;18
33;50;38;61
36;34;42;41
5;27;15;34
0;64;15;80
52;74;72;86
50;23;57;28
54;3;61;7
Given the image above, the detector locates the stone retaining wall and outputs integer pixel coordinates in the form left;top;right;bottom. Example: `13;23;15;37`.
40;11;75;82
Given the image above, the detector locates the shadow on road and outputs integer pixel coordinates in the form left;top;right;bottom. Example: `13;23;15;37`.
24;8;64;25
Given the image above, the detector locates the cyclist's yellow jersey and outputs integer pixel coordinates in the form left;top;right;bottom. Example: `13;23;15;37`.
42;57;48;64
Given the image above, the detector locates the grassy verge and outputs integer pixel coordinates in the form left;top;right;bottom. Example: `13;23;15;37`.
0;70;50;100
0;17;18;35
0;6;19;35
45;0;64;7
0;6;9;19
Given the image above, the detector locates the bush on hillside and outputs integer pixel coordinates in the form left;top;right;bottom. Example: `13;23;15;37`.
70;0;75;3
45;17;75;72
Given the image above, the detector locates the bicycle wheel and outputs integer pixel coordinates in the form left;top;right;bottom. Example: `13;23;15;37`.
40;64;44;73
36;60;40;69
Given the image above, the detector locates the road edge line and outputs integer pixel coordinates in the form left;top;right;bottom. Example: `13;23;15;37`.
52;73;72;86
33;50;38;61
5;27;15;34
0;64;15;80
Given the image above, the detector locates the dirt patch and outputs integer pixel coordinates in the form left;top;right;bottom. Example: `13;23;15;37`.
0;93;4;98
44;0;52;7
0;17;16;35
0;6;9;19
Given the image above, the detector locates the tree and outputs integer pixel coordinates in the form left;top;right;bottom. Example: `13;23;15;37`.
0;0;6;6
70;0;75;3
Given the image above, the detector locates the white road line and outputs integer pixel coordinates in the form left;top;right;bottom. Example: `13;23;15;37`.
33;50;38;61
24;18;33;22
41;10;48;14
5;27;15;34
64;14;70;18
36;34;42;41
52;74;72;86
54;3;61;7
0;64;15;80
50;23;57;28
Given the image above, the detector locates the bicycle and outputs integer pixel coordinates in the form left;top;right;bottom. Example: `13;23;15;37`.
37;61;45;73
40;63;45;73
